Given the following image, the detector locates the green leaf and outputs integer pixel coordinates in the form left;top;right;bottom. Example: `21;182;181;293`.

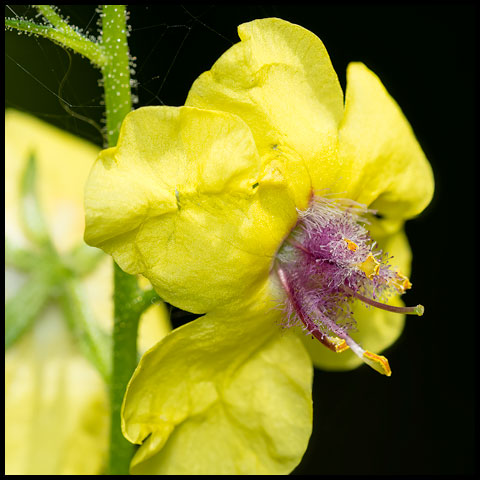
5;237;41;271
5;273;52;349
19;152;52;248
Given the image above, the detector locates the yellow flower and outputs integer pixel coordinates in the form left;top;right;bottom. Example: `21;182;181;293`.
84;18;433;474
5;110;170;475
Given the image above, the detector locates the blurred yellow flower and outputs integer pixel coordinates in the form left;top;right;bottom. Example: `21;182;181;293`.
84;18;433;474
4;110;170;475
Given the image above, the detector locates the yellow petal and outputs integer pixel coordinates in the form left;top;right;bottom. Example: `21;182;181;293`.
85;106;297;313
122;290;312;475
338;63;434;228
186;18;345;209
300;228;411;371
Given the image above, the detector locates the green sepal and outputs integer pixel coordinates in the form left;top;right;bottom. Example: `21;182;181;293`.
19;152;52;248
5;272;52;350
59;279;112;382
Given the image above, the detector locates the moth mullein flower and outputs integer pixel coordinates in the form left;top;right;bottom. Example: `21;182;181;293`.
5;110;170;475
84;18;434;474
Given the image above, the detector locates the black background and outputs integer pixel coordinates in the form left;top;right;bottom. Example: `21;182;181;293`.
5;4;477;475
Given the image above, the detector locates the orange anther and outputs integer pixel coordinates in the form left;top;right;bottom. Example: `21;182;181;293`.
363;351;392;376
343;238;358;252
389;271;412;293
358;253;380;279
326;336;350;353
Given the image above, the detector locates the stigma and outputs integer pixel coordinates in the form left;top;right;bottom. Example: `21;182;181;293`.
274;195;423;376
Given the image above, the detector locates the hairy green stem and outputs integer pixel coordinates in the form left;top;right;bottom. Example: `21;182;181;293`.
100;5;141;475
33;5;83;38
101;4;133;147
109;264;141;474
4;18;107;67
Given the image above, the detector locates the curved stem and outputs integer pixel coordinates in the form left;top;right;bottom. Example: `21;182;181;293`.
4;18;107;68
33;5;83;38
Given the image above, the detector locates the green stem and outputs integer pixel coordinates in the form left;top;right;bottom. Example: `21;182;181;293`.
100;5;139;475
108;275;158;474
108;264;141;474
33;5;84;39
101;4;132;147
4;18;107;68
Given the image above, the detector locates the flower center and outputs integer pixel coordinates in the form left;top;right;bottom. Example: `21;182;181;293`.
274;195;423;376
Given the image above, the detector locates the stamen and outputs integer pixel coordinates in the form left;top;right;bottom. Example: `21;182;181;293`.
362;351;392;376
357;253;380;279
326;336;349;353
343;285;424;316
274;194;425;377
275;265;349;353
339;336;391;376
276;264;393;375
389;271;412;293
343;238;358;251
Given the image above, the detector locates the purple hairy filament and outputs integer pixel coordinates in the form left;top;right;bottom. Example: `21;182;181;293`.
276;266;346;352
274;195;424;375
